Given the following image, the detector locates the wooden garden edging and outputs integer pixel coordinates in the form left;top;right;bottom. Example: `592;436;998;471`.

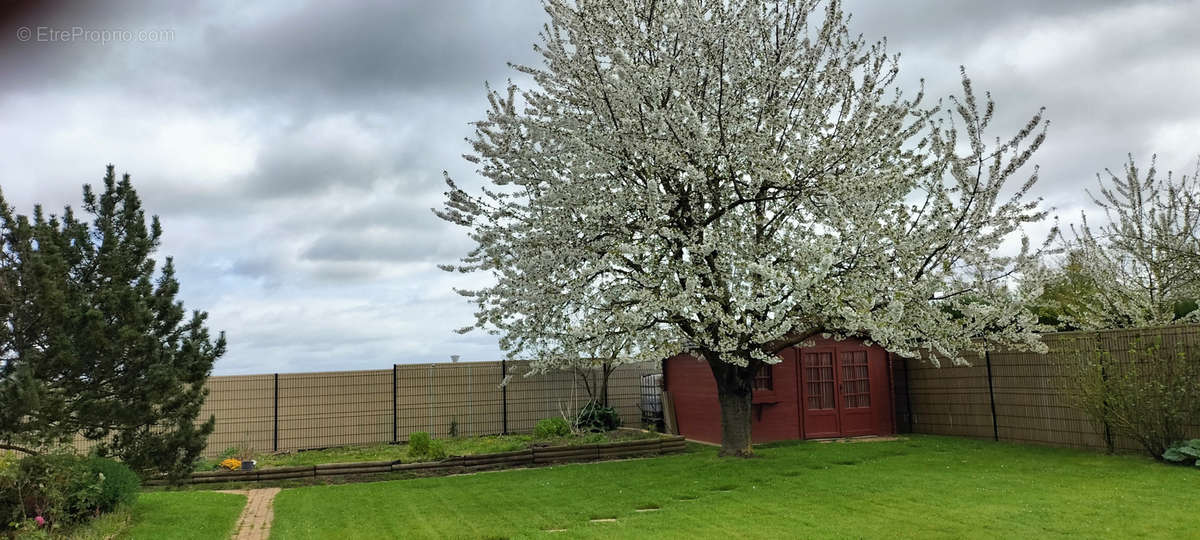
151;435;687;486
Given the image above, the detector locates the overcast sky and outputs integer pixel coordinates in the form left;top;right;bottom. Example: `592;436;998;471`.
2;1;1197;374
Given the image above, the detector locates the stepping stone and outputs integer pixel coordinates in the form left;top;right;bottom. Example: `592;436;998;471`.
544;528;568;533
589;518;618;523
635;508;660;512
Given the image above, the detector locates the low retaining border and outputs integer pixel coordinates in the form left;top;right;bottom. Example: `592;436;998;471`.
152;435;687;486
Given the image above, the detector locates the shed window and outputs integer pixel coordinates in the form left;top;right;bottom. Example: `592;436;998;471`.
840;351;871;408
804;352;837;410
753;364;773;390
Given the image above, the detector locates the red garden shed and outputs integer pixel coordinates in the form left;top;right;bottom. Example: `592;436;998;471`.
663;337;897;443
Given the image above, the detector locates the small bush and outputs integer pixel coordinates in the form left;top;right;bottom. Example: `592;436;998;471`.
1163;439;1200;467
84;457;140;512
427;439;448;460
408;432;432;459
1066;338;1200;458
0;453;138;531
405;432;447;461
534;417;572;438
1;453;81;528
575;402;622;432
580;433;606;444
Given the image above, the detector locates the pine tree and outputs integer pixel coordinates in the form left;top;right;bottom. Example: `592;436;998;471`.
0;165;225;480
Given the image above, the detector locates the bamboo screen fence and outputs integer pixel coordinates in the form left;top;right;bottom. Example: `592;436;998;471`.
893;324;1200;453
136;361;656;458
61;326;1197;460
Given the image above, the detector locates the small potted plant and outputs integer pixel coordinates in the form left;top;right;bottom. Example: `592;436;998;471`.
236;447;257;471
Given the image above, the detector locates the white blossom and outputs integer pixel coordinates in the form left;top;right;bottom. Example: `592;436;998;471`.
1064;155;1200;328
437;0;1052;375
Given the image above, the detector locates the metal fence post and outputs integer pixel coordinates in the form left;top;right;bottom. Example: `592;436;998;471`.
985;349;999;442
392;364;398;443
902;356;914;432
467;365;473;437
1096;333;1115;452
501;359;508;435
273;373;279;452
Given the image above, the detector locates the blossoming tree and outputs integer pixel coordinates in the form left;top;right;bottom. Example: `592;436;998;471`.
1063;156;1200;328
438;0;1051;456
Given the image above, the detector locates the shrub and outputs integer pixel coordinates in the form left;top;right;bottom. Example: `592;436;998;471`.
83;457;140;512
1;453;83;528
0;454;20;528
1066;337;1200;458
574;402;622;432
0;453;138;531
1163;440;1200;467
218;447;240;460
427;439;448;460
534;417;572;438
408;432;432;459
0;452;15;477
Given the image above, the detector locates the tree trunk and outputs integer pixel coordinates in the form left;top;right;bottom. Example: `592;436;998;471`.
601;361;612;407
707;355;758;457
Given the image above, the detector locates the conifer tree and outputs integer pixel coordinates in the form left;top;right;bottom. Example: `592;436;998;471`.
0;165;225;479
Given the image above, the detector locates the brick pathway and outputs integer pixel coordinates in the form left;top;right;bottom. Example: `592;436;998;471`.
218;488;282;540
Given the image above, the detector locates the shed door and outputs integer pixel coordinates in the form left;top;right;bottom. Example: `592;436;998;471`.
801;347;878;438
801;351;840;438
837;350;874;436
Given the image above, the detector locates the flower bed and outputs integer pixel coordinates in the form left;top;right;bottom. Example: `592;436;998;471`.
154;433;687;486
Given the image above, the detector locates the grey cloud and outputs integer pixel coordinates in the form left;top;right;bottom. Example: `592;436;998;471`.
329;188;446;232
4;0;1200;374
240;114;399;197
230;253;286;280
236;98;480;199
840;0;1200;201
301;227;469;264
843;1;1161;52
189;1;545;110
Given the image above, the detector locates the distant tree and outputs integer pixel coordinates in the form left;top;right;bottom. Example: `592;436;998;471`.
1028;250;1104;331
438;0;1052;456
1063;156;1200;328
0;166;225;480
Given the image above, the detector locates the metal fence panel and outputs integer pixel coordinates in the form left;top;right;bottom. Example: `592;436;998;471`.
129;360;660;458
907;325;1200;452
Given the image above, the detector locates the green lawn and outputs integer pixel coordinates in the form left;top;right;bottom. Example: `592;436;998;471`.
266;435;1199;539
68;491;244;540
